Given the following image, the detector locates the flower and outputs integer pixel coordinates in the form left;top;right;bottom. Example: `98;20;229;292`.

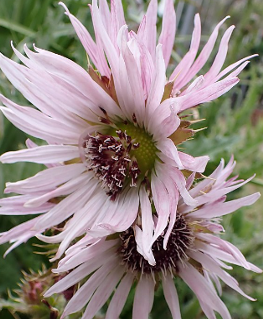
0;266;74;319
0;0;255;259
44;158;261;319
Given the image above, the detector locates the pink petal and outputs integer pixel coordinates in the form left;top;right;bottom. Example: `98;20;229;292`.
191;192;260;219
109;0;126;50
178;152;209;173
90;188;140;235
189;250;255;301
5;163;85;194
135;187;155;264
179;77;239;112
50;194;110;260
105;273;134;319
197;234;252;270
162;274;182;318
32;179;97;230
178;16;230;90
148;98;181;135
0;104;80;145
82;265;125;319
59;2;110;77
137;0;158;59
157;139;183;168
169;167;197;206
183;75;205;95
156;105;181;138
45;257;107;296
62;257;117;317
135;225;155;266
162;182;179;249
170;14;201;88
54;238;118;274
215;54;258;81
195;175;256;206
151;172;171;246
98;0;111;29
133;276;155;319
122;39;146;124
146;44;166;117
0;145;80;164
25;45;121;118
179;262;231;319
201;25;235;87
0;53;77;126
111;0;126;29
0;204;52;216
91;0;119;77
158;0;176;67
0;216;42;255
137;36;155;99
24;174;88;207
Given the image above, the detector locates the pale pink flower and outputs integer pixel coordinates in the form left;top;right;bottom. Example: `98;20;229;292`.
44;158;261;319
0;0;254;258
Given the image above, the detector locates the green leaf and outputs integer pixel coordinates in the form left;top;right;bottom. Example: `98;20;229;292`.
0;18;35;37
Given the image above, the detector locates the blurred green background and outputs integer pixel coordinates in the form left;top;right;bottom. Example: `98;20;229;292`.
0;0;263;318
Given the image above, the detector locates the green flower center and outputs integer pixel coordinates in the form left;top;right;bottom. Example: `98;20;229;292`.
82;120;158;199
117;122;158;175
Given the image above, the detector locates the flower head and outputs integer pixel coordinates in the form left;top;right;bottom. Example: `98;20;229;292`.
1;267;69;319
44;158;261;319
0;0;255;259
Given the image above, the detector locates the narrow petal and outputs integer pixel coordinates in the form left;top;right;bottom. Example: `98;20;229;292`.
0;96;81;144
158;0;176;67
151;173;171;246
169;167;197;206
178;16;230;89
0;216;42;253
33;179;97;230
201;26;235;87
122;39;146;124
24;174;88;207
49;193;109;260
5;163;85;194
179;262;231;319
215;54;257;81
191;192;260;219
162;274;182;319
194;175;256;206
189;251;256;301
157;139;183;169
178;152;209;173
82;265;125;319
105;273;134;319
196;235;252;270
59;2;110;77
179;77;239;112
62;258;117;317
137;0;158;58
91;0;119;77
0;145;80;164
134;187;155;265
45;258;107;297
109;0;126;49
133;276;155;319
146;44;166;117
170;14;201;89
24;45;121;118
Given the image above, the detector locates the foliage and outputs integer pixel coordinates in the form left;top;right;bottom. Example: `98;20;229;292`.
0;0;263;318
